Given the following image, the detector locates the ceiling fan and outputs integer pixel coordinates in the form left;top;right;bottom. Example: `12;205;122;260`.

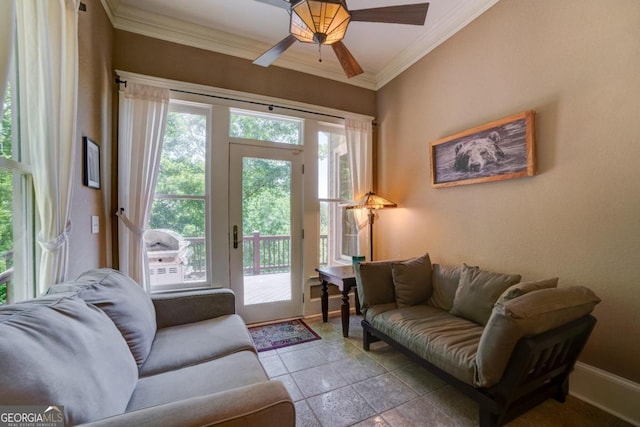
253;0;429;78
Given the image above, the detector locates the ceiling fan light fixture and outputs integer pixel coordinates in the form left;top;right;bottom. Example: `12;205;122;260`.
290;0;351;45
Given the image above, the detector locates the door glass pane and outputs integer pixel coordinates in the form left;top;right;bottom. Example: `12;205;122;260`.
242;157;292;305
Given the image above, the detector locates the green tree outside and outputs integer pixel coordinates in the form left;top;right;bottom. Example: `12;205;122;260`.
149;110;297;238
148;109;298;277
149;111;206;237
0;85;14;304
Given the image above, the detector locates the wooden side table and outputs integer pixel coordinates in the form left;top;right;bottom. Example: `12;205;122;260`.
316;265;361;337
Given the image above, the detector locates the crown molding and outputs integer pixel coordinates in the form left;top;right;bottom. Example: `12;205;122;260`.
375;0;500;89
100;0;117;25
103;0;498;91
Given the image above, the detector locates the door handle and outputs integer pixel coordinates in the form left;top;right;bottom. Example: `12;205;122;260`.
233;225;239;249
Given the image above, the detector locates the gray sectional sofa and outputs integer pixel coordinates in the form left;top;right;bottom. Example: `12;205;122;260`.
0;269;294;426
355;254;600;427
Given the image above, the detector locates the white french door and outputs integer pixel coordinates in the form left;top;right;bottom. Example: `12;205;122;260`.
229;142;303;324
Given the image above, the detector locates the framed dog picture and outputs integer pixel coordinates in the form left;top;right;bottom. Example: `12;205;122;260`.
430;111;536;188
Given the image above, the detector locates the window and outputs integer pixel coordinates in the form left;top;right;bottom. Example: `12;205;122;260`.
0;62;35;304
318;126;358;266
146;102;209;291
230;109;302;145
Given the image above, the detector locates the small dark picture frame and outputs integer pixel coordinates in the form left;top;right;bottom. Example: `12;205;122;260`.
83;137;100;189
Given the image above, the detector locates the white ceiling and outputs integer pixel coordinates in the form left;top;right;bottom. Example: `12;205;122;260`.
102;0;499;90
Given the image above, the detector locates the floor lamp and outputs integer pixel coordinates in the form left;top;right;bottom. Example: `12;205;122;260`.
346;192;397;261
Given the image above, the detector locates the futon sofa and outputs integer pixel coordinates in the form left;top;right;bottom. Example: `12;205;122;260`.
355;254;600;427
0;268;294;427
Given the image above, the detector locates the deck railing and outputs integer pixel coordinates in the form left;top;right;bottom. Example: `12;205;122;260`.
183;233;328;277
1;233;329;300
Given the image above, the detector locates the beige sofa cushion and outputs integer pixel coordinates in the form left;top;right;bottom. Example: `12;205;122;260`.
355;260;396;313
0;293;138;425
450;264;521;325
128;351;268;412
391;253;433;308
475;285;600;387
370;304;483;385
427;264;462;310
497;277;559;304
140;314;256;377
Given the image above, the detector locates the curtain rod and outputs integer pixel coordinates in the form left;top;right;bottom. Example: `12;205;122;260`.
115;77;346;121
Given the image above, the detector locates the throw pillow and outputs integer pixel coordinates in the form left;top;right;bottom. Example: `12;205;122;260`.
48;268;157;367
391;253;433;308
450;264;521;325
427;264;462;310
497;277;559;304
354;260;397;313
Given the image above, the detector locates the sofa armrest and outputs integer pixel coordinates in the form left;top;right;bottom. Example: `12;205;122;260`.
152;288;236;329
475;286;600;387
77;381;294;427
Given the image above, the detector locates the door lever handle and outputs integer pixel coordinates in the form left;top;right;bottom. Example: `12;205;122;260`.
233;225;239;249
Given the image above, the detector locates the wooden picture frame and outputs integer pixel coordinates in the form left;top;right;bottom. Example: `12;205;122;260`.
430;111;536;188
83;137;100;189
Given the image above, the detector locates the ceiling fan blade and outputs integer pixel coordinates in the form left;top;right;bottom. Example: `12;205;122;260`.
350;3;429;25
253;34;298;67
331;41;364;78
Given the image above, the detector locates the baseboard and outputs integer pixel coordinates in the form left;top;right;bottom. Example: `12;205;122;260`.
570;362;640;426
304;293;355;318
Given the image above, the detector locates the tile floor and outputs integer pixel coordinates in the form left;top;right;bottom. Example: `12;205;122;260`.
258;314;632;427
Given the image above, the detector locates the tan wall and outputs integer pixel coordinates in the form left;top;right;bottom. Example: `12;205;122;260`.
376;0;640;383
112;30;376;117
68;0;114;277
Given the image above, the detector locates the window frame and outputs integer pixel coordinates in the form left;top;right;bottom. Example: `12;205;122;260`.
317;123;357;266
0;58;36;304
146;100;212;292
115;69;374;316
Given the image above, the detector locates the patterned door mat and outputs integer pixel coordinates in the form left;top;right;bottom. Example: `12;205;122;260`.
248;319;321;352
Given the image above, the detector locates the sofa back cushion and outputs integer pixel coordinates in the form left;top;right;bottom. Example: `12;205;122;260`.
0;293;138;425
428;264;462;310
391;253;433;308
450;264;521;326
497;277;559;304
355;260;396;314
475;285;600;387
48;268;156;367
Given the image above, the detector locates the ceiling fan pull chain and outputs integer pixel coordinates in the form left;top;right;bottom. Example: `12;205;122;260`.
318;43;323;63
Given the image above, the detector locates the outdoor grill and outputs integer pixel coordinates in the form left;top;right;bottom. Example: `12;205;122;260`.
145;229;192;287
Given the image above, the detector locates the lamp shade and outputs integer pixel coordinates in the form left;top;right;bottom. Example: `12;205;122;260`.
346;192;397;210
290;0;351;45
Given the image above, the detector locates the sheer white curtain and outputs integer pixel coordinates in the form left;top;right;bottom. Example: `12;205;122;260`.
0;1;15;104
117;82;169;290
16;0;79;292
345;118;373;259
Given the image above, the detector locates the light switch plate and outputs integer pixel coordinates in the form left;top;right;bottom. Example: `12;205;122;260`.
91;216;99;234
